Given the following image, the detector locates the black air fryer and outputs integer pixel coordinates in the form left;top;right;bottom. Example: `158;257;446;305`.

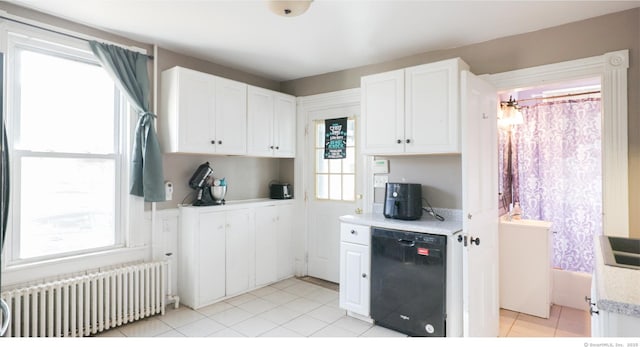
383;183;423;220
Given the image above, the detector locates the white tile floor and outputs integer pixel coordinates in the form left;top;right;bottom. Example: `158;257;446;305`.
95;277;407;338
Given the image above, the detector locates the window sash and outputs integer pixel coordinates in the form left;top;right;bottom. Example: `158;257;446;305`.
6;29;127;264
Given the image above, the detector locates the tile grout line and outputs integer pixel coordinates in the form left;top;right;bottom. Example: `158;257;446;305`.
553;305;563;337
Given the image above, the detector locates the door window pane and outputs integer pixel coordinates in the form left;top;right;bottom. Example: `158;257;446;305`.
314;118;356;201
316;174;329;200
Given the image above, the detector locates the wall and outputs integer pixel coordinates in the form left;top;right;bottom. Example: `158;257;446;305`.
281;8;640;238
155;47;293;210
373;155;462;209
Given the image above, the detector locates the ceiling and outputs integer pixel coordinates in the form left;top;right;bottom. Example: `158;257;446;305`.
7;0;640;82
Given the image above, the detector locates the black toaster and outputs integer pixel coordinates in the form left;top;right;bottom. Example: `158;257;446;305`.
270;183;292;199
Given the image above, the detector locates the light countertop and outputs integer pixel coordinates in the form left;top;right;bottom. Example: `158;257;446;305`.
179;198;295;212
339;208;463;237
594;236;640;318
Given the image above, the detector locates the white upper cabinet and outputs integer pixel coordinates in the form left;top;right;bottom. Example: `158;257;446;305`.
247;86;296;158
161;66;247;155
361;69;405;154
361;58;469;155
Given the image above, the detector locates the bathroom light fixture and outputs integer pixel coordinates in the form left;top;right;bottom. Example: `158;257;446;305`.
268;0;313;17
498;96;524;127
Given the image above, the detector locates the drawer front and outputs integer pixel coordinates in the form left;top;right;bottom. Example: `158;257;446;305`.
340;223;370;245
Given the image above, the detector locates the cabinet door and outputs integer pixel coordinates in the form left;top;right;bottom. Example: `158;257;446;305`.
276;205;294;280
247;86;275;157
174;68;216;153
255;205;278;286
198;211;226;307
405;59;462;153
225;209;253;296
361;69;405;155
215;77;248;155
273;93;296;158
339;241;370;317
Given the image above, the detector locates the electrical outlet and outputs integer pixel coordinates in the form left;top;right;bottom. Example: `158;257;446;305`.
374;175;389;188
164;181;173;201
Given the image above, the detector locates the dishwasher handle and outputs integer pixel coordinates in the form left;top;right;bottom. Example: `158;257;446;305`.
397;239;416;247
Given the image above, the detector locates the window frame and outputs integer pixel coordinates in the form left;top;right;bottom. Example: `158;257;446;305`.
3;25;131;266
313;117;356;202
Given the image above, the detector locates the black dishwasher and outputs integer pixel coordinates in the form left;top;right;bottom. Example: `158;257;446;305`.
371;227;447;337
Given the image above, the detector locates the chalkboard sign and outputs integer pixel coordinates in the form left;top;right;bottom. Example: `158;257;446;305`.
324;117;347;159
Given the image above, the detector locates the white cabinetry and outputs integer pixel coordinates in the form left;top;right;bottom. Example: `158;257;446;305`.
255;204;294;286
161;66;247;155
179;210;226;309
339;223;370;317
361;58;468;155
225;209;253;296
276;205;295;280
179;201;293;309
247;86;296;158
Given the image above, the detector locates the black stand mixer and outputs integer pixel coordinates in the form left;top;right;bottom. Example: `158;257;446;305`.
188;162;225;206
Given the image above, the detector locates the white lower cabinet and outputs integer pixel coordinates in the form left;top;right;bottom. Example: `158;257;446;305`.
339;223;371;317
255;204;294;286
255;206;278;286
196;211;226;307
276;205;295;280
225;209;253;296
179;202;293;309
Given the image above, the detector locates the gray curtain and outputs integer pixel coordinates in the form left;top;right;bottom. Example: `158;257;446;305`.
89;41;164;202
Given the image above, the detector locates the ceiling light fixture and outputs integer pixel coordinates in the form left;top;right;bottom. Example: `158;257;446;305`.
268;0;313;17
498;96;524;127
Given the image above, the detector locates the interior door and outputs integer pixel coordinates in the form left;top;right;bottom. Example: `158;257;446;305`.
461;71;499;337
306;105;361;283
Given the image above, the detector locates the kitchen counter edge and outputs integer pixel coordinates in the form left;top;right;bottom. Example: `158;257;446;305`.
178;198;295;212
339;213;462;237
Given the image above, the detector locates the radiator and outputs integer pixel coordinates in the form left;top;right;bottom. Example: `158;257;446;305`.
0;261;167;337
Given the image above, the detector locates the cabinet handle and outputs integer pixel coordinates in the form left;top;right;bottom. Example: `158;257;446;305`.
350;230;357;235
397;139;402;144
406;139;411;144
270;145;274;149
218;140;222;145
276;146;279;150
362;273;367;279
211;140;216;144
470;237;480;246
589;306;599;316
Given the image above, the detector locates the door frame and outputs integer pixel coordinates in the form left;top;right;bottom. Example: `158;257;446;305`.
294;88;363;277
486;49;629;237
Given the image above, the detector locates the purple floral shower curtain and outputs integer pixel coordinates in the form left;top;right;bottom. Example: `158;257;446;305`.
500;98;602;273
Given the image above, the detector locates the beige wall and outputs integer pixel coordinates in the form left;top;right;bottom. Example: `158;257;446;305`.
281;8;640;238
373;155;463;209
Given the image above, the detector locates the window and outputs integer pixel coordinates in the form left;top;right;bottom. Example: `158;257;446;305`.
7;31;126;262
314;118;355;201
